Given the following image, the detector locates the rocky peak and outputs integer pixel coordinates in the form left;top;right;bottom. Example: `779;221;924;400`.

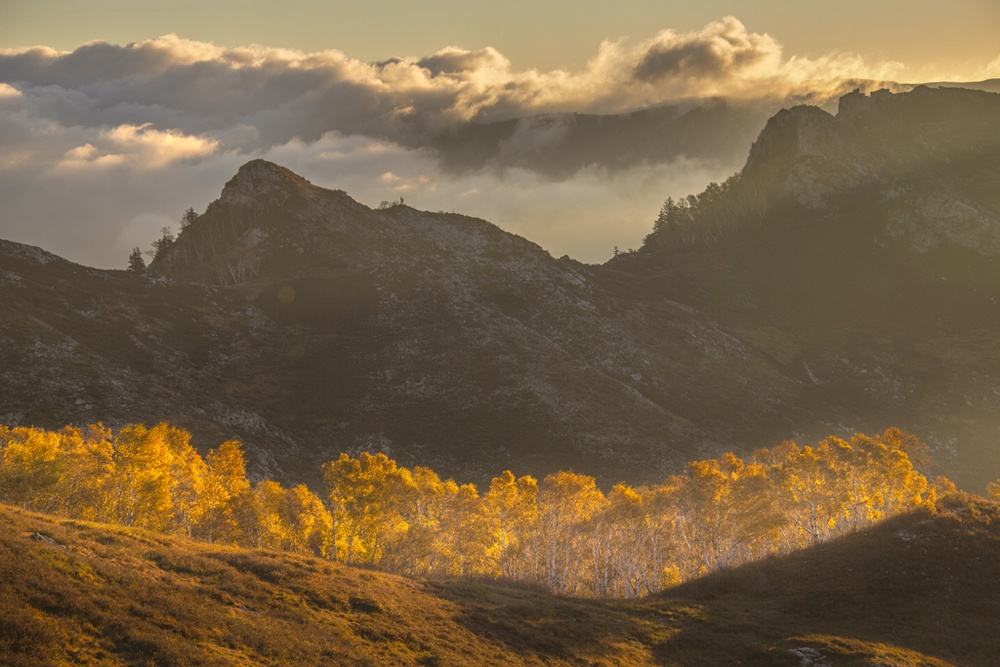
218;159;319;210
742;105;838;173
837;87;897;117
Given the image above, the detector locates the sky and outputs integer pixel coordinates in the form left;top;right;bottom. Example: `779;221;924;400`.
1;1;998;268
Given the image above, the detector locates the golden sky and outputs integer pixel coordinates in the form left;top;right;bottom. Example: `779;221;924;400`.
2;0;998;81
0;1;998;269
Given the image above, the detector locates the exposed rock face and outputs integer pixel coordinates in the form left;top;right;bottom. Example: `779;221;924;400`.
217;159;320;210
742;86;1000;220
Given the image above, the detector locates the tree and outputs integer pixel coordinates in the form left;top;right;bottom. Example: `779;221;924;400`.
151;226;175;260
323;452;416;565
105;423;206;534
0;426;68;513
180;207;198;228
483;470;539;580
127;247;146;272
536;471;605;595
196;440;251;544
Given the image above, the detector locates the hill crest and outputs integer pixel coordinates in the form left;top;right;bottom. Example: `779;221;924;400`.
2;495;998;665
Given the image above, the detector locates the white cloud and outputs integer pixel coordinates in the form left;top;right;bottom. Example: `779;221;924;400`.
57;123;219;169
0;18;914;268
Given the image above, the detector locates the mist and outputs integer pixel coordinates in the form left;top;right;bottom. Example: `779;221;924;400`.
0;17;933;268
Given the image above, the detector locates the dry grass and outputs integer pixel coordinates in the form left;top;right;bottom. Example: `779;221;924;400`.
2;495;999;666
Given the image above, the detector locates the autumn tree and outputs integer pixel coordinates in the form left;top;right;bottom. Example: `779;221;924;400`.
0;426;69;514
53;424;116;521
323;452;416;565
483;470;539;580
536;471;605;595
105;423;206;533
195;440;251;544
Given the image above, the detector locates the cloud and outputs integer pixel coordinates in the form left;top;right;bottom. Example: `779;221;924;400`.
58;123;219;169
983;54;1000;78
0;19;905;148
256;131;730;263
0;18;921;269
633;17;781;83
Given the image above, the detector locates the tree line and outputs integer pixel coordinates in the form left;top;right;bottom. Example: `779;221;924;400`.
0;423;960;598
642;173;771;251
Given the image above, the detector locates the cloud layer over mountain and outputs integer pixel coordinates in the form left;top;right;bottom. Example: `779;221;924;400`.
0;17;937;267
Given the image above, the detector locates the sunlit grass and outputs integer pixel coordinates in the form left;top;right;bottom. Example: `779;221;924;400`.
2;493;998;665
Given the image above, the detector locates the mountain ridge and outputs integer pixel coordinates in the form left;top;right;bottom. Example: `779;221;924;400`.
3;85;1000;489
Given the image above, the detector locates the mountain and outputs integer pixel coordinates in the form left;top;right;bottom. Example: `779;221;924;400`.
2;85;999;490
0;159;804;486
424;79;1000;178
13;161;828;488
3;494;998;665
428;100;771;177
615;84;1000;488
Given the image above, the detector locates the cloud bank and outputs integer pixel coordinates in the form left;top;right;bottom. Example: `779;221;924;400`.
0;17;932;268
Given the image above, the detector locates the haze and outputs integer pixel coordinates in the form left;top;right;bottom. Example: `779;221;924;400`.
1;1;998;268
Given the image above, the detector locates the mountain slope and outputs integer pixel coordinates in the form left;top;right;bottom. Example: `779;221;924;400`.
2;85;999;489
3;496;999;666
0;160;807;486
615;85;1000;489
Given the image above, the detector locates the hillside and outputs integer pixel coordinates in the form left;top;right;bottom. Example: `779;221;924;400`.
2;495;999;666
614;85;1000;489
0;161;808;487
2;85;1000;490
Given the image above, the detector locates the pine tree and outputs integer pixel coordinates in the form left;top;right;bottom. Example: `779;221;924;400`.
180;207;198;228
151;227;175;260
127;247;146;272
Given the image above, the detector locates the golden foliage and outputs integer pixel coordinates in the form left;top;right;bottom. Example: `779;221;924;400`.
0;424;939;598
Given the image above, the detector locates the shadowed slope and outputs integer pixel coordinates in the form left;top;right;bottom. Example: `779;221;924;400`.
2;496;999;666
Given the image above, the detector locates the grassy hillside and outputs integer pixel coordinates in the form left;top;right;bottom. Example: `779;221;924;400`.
2;495;999;666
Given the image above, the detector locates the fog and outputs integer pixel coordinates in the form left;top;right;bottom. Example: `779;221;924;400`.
0;17;922;268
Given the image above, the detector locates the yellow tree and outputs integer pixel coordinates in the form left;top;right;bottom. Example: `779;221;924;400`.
54;424;116;521
238;480;290;550
536;471;605;595
283;484;334;557
239;480;332;555
774;440;850;547
394;465;446;575
482;470;539;580
599;483;645;598
672;453;781;576
107;423;206;533
635;484;683;594
165;426;208;536
440;481;492;577
0;426;67;513
839;432;929;528
323;452;416;565
195;440;251;544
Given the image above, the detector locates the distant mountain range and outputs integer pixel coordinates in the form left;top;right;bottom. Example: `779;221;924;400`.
422;78;1000;178
1;84;999;490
